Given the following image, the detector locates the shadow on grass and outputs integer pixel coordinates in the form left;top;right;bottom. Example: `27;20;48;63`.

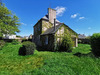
37;46;72;53
73;51;94;58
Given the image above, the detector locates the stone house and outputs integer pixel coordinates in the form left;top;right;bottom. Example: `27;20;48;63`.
33;8;78;50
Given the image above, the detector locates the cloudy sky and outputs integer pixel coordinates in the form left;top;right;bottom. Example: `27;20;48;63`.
3;0;100;36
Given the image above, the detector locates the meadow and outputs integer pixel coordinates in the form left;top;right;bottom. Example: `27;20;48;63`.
0;43;100;75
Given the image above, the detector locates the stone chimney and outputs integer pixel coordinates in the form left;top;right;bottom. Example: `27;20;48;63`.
48;8;56;24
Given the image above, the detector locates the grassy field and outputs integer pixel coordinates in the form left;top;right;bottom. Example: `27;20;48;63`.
0;43;100;75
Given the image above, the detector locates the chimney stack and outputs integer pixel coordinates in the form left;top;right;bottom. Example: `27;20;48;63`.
48;8;56;24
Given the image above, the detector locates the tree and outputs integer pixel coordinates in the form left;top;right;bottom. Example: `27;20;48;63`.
90;33;100;57
0;3;20;37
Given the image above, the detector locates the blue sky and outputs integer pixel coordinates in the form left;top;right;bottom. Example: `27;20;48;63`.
3;0;100;36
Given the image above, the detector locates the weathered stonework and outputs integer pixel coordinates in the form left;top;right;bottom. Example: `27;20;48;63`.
33;8;78;51
34;20;42;46
42;20;53;34
34;19;54;47
55;24;78;47
41;34;54;50
48;8;56;24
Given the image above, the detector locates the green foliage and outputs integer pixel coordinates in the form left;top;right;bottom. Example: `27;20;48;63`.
0;44;100;75
73;44;91;54
78;39;90;44
0;3;20;37
16;35;21;37
90;33;100;57
0;40;5;50
0;44;43;75
33;44;99;75
59;34;73;52
11;40;20;45
54;24;76;52
78;39;82;43
19;41;36;56
63;24;78;37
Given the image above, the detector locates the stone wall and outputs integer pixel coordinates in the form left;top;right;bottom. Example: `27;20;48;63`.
34;20;42;46
42;20;53;34
55;24;78;47
34;20;53;47
40;34;54;51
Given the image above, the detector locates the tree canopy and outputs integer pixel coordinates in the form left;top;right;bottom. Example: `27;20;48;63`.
0;3;20;37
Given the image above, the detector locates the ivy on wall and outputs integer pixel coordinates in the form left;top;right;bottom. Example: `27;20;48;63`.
34;20;78;50
42;21;53;34
54;24;77;50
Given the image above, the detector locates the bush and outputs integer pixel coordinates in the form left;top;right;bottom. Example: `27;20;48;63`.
11;40;20;45
90;33;100;57
78;39;90;44
0;40;5;50
59;34;73;52
78;40;82;44
19;41;36;56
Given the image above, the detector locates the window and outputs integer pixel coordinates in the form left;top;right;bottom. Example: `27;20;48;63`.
45;36;48;45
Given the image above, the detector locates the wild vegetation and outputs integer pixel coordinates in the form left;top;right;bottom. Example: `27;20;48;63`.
19;41;36;56
0;3;20;37
0;43;100;75
0;40;5;50
90;33;100;57
59;34;73;52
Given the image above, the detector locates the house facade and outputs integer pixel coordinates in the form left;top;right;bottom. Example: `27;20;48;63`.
33;8;78;50
3;34;16;39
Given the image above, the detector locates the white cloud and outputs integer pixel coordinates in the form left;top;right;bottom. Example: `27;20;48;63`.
55;6;66;17
71;13;79;18
88;27;91;30
21;22;27;26
79;17;85;20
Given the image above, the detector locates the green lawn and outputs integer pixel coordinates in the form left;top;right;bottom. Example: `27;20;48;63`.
0;43;100;75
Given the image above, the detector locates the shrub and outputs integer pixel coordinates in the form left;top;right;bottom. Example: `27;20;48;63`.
19;41;36;56
11;40;20;45
0;40;5;50
59;34;73;52
78;40;82;44
90;33;100;57
78;39;90;44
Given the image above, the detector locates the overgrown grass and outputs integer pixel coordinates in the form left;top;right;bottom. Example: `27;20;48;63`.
0;44;100;75
0;43;43;75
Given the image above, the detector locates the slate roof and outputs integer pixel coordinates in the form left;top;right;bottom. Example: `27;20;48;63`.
34;14;77;35
78;34;86;39
42;15;60;24
41;23;63;35
41;14;64;35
